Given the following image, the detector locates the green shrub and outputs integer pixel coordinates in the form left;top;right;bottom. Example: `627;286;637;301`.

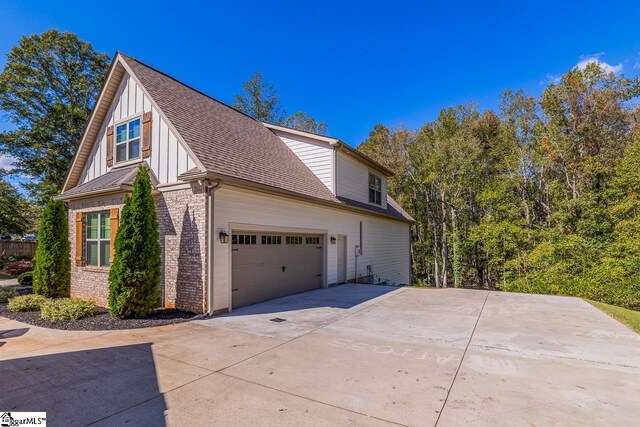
8;294;47;312
40;298;96;322
108;166;161;318
0;288;19;303
17;271;33;286
33;199;71;297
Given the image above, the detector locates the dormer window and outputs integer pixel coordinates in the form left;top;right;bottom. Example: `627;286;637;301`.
368;173;381;205
115;117;141;163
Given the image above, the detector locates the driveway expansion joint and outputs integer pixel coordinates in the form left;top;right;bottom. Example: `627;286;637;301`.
435;289;490;426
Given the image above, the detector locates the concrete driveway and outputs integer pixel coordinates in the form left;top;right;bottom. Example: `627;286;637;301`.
1;285;639;426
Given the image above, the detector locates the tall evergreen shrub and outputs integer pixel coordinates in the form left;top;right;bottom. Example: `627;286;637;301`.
33;199;70;297
108;166;161;318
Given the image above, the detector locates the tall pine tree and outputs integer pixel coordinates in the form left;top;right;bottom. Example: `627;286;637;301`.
33;199;70;297
108;166;161;318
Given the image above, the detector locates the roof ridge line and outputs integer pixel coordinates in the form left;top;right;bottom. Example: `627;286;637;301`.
118;52;260;124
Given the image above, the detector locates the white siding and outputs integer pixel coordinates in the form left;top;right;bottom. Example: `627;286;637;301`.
212;186;410;311
336;152;387;209
79;72;195;185
273;131;334;192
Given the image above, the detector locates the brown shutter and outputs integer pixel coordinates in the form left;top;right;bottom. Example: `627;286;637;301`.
106;125;114;167
109;208;119;263
142;112;152;158
75;212;84;267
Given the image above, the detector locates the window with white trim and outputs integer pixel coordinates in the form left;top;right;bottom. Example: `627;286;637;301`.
368;173;382;205
115;117;141;163
232;234;257;245
262;235;282;245
85;211;111;267
305;236;320;245
286;236;303;245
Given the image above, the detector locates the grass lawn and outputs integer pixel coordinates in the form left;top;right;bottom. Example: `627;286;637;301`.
587;300;640;334
0;273;14;280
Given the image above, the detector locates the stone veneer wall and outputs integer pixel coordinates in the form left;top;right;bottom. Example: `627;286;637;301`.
67;185;208;313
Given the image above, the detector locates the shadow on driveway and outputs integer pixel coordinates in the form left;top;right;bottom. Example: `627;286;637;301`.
219;284;400;317
0;343;166;426
0;327;29;348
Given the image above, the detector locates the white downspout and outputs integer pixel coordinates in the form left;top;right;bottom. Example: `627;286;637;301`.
202;178;223;315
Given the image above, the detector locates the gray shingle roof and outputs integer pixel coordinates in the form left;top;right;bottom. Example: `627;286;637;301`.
121;54;339;203
337;196;414;222
58;165;150;199
61;53;412;222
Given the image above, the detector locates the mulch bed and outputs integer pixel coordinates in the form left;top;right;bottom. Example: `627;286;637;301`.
0;302;198;331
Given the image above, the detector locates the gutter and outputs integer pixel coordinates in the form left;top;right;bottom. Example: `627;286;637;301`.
201;178;223;315
178;171;413;223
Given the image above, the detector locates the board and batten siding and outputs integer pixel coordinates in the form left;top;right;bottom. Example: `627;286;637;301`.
212;186;410;311
273;130;335;192
79;72;196;185
336;151;387;209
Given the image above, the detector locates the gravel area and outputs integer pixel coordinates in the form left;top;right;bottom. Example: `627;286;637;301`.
0;303;198;330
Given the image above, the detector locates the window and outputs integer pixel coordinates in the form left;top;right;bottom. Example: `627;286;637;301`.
85;211;111;267
286;236;303;245
115;117;141;163
368;173;382;205
232;234;257;245
305;236;320;245
262;235;282;245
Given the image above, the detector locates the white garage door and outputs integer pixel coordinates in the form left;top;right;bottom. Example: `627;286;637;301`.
231;232;323;309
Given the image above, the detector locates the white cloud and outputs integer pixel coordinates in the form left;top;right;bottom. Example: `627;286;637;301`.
0;154;17;171
634;62;640;70
575;55;622;74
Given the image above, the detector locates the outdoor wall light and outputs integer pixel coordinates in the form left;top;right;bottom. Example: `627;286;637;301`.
219;230;229;243
330;236;337;244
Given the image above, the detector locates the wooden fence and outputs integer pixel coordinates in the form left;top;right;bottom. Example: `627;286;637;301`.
0;241;37;258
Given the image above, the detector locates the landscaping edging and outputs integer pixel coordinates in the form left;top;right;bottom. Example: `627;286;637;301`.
0;303;197;330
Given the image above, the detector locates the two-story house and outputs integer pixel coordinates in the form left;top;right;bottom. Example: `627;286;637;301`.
57;53;413;314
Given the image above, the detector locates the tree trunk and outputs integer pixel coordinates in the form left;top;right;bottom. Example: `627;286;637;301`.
451;207;460;288
440;189;448;288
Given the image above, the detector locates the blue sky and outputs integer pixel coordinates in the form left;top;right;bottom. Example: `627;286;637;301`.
1;0;640;178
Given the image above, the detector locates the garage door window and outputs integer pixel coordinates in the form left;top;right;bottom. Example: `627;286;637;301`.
305;236;320;245
232;234;256;245
286;236;303;245
262;235;282;245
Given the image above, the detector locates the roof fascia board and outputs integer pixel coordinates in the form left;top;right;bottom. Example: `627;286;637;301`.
262;122;394;177
62;55;124;192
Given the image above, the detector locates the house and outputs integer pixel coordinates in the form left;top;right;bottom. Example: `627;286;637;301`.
57;53;413;314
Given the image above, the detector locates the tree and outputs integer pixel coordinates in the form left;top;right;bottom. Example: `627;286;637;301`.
108;166;162;318
359;124;413;201
33;199;70;297
0;179;30;236
234;73;329;133
0;29;110;204
233;72;286;124
284;111;328;135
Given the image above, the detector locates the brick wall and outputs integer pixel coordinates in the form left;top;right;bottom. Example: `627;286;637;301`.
156;185;208;313
67;185;208;313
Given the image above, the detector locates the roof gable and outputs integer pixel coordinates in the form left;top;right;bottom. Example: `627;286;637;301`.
120;54;338;203
62;54;204;192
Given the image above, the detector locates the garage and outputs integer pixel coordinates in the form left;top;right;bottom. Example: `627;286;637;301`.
231;232;324;309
